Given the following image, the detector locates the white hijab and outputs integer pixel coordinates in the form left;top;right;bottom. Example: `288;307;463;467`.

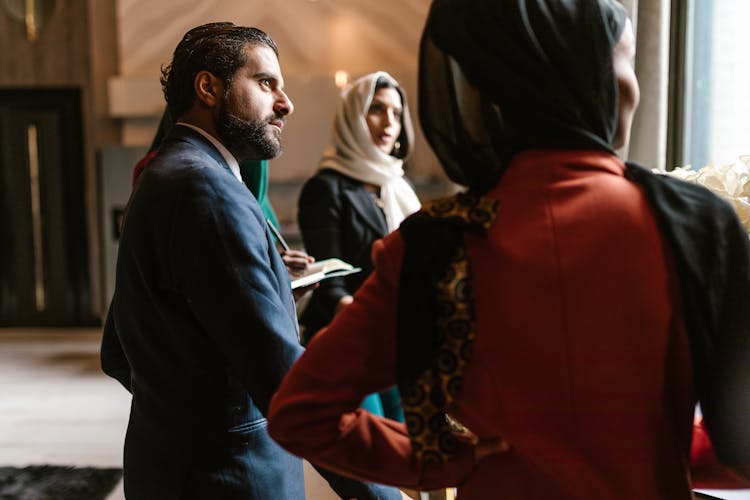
318;71;421;231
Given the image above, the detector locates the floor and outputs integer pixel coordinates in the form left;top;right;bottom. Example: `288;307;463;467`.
0;328;342;500
0;328;747;500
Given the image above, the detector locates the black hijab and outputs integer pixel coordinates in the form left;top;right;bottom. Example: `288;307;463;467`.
419;0;629;190
397;0;633;463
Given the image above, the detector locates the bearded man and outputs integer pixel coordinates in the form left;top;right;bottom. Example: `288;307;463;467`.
101;22;402;500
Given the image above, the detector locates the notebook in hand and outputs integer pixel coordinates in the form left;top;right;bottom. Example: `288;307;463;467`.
291;258;362;290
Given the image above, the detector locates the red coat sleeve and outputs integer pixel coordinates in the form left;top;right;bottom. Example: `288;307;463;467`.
268;231;475;489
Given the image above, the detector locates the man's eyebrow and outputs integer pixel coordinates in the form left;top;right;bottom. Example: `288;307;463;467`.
253;72;278;82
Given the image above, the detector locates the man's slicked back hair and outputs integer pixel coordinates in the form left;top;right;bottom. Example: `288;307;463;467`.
161;22;278;119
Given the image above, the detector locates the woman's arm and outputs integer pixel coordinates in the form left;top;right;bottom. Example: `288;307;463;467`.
268;232;475;489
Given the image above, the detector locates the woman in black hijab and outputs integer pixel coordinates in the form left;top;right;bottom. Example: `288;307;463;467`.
268;1;750;497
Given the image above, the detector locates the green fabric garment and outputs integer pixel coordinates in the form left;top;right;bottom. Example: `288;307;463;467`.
239;159;279;230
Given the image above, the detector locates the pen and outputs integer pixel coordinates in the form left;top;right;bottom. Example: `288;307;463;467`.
266;218;290;252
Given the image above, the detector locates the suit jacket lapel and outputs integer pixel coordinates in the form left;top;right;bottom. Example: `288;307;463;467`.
342;185;388;237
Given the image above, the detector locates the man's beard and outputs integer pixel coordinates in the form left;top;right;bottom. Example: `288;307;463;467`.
216;101;282;161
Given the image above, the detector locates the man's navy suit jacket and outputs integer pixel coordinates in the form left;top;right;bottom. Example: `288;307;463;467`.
101;126;398;499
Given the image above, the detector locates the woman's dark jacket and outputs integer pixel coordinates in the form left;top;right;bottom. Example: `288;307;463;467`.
298;169;388;338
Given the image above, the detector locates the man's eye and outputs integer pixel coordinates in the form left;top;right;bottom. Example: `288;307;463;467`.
260;79;272;88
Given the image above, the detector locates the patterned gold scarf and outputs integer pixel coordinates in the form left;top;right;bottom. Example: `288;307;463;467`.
397;191;498;463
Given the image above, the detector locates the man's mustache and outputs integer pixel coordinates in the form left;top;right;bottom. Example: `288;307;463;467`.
266;113;286;125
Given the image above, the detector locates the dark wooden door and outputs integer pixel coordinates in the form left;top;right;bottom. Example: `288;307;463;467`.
0;88;93;326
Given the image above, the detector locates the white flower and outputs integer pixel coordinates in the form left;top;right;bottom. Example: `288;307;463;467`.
653;156;750;231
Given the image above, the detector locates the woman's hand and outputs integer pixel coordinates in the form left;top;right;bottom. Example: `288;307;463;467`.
282;250;314;279
448;414;511;463
334;295;354;316
474;436;511;462
282;250;318;301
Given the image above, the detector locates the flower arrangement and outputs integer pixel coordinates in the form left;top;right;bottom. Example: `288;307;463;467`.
653;156;750;231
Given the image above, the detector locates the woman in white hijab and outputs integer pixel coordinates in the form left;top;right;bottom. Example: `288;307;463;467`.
297;71;420;419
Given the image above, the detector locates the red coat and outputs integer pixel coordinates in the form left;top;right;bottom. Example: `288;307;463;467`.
269;150;701;498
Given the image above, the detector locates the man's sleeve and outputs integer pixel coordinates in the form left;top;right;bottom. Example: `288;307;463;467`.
171;173;405;498
170;172;303;415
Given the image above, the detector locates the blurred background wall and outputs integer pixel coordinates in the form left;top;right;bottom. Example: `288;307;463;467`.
6;0;744;324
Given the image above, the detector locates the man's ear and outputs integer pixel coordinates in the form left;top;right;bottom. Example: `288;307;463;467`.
194;70;223;108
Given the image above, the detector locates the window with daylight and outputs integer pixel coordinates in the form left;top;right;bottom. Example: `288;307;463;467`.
676;0;750;168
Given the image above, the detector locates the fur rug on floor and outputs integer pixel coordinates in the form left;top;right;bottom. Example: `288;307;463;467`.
0;465;121;500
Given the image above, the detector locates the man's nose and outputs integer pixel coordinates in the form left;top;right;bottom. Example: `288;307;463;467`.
275;90;294;117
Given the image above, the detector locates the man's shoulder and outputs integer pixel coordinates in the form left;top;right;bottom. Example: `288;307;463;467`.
154;129;216;164
146;139;231;189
